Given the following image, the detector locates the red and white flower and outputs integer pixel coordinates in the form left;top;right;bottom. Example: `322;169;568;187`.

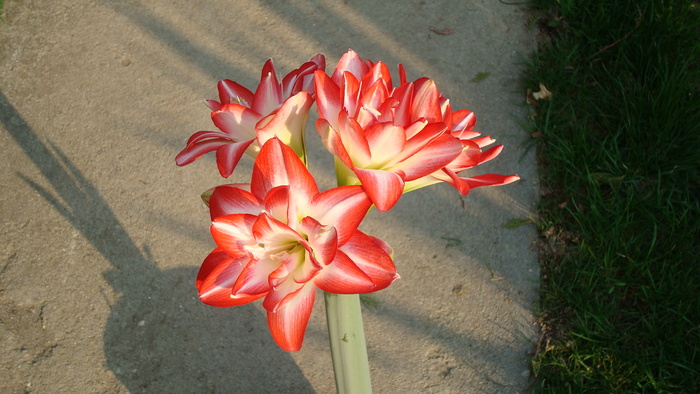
196;138;397;351
176;55;325;177
314;50;519;211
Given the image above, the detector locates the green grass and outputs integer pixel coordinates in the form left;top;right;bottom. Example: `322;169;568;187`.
523;0;700;391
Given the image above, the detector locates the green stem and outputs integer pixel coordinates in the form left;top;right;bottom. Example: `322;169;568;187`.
324;292;372;394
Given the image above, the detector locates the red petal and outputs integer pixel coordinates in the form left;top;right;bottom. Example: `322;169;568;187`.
356;78;389;127
411;78;442;123
211;104;262;139
391;83;415;127
206;99;222;111
337;231;397;290
309;54;326;73
211;214;257;257
175;138;228;167
196;248;263;307
266;283;316;351
336;111;371;167
398;64;407;85
231;257;280;297
435;170;520;195
256;91;313;159
316;118;357;171
365;123;406;166
463;173;520;189
262;185;292;224
331;50;369;86
354;168;405;212
209;184;262;220
251;212;301;244
253;59;283;115
217;79;255;108
314;71;342;128
308;185;372;245
342;71;361;118
362;61;393;92
393;134;463;181
403;121;445;154
314;250;375;294
450;109;476;133
185;130;229;146
215;139;256;178
440;97;453;130
471;136;496;148
281;57;323;98
477;144;504;165
251;138;319;203
299;216;338;267
435;167;470;195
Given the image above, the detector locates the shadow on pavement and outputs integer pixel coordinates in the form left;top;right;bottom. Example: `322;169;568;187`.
1;91;314;392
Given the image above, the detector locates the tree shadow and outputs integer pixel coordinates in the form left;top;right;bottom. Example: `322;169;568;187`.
1;91;314;392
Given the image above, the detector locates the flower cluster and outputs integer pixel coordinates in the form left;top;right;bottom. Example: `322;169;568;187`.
177;50;519;351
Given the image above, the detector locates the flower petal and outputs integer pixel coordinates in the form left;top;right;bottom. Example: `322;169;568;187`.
462;173;521;189
215;79;255;109
256;91;313;161
338;230;397;290
362;61;393;93
281;55;325;98
215;139;257;178
450;109;476;133
331;49;369;85
211;104;262;139
392;133;463;181
354;168;405;212
231;256;279;297
411;78;442;123
211;214;257;257
266;283;316;351
313;249;376;294
342;71;361;118
433;170;520;195
175;138;229;167
307;185;372;245
196;248;262;307
402;121;446;154
262;185;292;224
314;70;342;129
390;83;414;127
335;111;371;167
365;123;406;167
185;130;230;146
299;216;338;267
253;59;283;115
209;184;262;220
251;138;319;203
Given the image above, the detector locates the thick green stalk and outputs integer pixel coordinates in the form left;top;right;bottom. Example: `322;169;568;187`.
324;292;372;394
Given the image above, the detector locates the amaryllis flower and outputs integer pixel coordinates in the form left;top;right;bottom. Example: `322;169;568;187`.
405;108;521;194
314;51;464;211
315;50;519;210
196;138;397;351
175;55;325;177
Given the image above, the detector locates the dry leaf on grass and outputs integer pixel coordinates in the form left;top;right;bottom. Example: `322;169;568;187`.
532;83;552;100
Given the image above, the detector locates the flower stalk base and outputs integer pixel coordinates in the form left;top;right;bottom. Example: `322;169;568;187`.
324;292;372;394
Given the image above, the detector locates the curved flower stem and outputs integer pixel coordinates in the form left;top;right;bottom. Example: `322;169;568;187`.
324;292;372;394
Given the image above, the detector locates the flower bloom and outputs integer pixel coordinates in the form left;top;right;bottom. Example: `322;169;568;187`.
176;55;325;177
196;138;398;351
314;50;519;211
405;107;521;195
